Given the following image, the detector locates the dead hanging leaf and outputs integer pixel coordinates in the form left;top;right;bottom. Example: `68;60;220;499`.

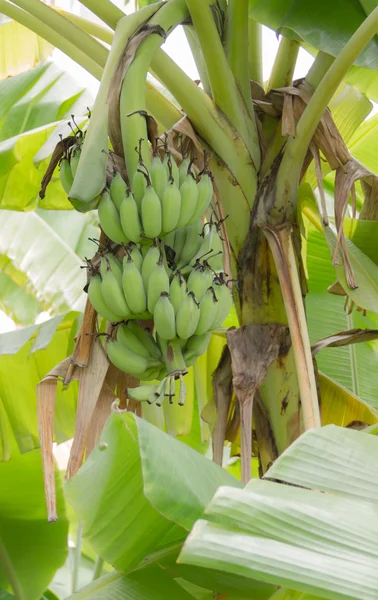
328;280;347;296
66;338;109;480
312;328;378;356
227;324;289;484
37;356;80;521
360;177;378;220
39;135;76;198
310;143;329;225
72;298;97;368
108;24;166;158
212;345;233;466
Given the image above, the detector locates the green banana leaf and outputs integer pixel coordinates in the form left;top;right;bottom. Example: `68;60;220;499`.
0;15;53;79
65;413;240;572
249;0;378;69
0;60;91;211
0;312;79;460
179;425;378;600
0;209;98;319
304;217;378;409
0;448;68;600
64;565;197;600
0;261;42;326
266;423;378;500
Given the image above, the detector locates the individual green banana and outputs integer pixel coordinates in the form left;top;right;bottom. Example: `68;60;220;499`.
211;282;233;329
87;274;123;322
127;242;143;272
127;384;158;402
70;144;81;178
178;157;190;187
59;157;73;194
101;263;131;318
110;171;127;211
154;292;176;340
141;184;162;239
100;254;123;286
195;286;218;335
98;190;128;245
163;152;179;187
127;320;162;360
169;270;187;313
132;169;147;209
150;153;168;201
142;365;166;382
177;220;203;269
177;171;198;228
184;331;212;361
147;258;169;313
120;191;142;243
106;338;160;377
187;171;213;225
117;323;153;358
176;291;200;339
172;226;187;264
187;264;214;301
161;179;181;234
141;242;161;290
122;255;147;314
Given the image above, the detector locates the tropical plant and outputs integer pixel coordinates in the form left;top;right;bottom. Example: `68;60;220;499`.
1;0;378;598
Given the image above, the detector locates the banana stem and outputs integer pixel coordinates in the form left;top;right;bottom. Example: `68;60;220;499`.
266;36;299;92
77;0;125;30
183;25;212;96
262;225;321;430
0;0;103;79
120;0;188;180
164;338;187;374
186;0;260;168
305;51;335;90
54;8;113;45
248;18;263;86
10;0;108;69
226;0;252;113
277;6;378;206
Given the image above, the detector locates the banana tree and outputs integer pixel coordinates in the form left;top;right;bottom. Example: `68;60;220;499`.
1;0;378;474
2;0;378;596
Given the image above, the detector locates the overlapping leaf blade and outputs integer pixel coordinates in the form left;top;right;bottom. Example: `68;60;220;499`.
65;413;240;572
179;427;378;600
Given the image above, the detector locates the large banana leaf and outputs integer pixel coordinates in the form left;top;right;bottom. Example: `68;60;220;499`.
65;413;240;572
179;425;378;600
0;15;53;79
0;209;98;320
0;448;68;600
249;0;378;69
0;60;91;211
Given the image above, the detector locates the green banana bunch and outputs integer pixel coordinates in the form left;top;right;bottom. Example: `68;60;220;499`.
187;171;214;225
187;263;214;301
110;171;127;211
